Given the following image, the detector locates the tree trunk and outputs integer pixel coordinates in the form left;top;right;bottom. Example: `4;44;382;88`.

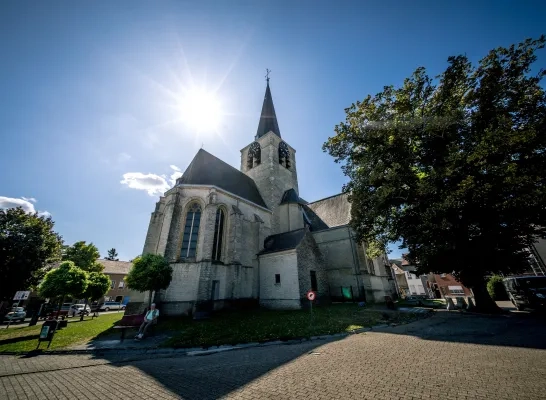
79;298;89;321
56;296;65;319
148;290;153;308
470;280;503;314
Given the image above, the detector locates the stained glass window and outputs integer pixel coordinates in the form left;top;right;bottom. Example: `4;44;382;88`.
212;208;225;261
181;203;201;259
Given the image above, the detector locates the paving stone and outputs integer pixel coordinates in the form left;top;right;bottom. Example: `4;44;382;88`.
1;312;545;399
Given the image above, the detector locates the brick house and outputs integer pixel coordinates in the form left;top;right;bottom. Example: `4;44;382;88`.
426;273;473;300
99;259;140;305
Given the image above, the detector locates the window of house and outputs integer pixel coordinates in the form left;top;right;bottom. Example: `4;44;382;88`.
118;281;125;289
310;270;318;291
110;280;115;289
278;142;291;169
181;202;202;259
449;286;465;295
406;272;412;279
275;274;281;284
212;208;226;261
247;142;261;169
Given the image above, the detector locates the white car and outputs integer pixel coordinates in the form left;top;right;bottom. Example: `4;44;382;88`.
69;304;91;317
99;301;125;311
5;307;26;322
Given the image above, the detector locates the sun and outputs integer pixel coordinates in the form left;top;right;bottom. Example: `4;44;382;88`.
179;87;223;132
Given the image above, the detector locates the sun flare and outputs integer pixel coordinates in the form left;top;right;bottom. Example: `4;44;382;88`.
179;88;223;132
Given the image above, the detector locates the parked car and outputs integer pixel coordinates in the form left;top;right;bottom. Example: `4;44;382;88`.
503;276;546;311
5;307;26;322
404;295;428;305
46;303;72;318
69;304;91;317
99;301;125;311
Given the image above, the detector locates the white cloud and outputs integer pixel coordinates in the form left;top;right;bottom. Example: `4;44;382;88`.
0;196;36;213
120;173;170;196
169;165;183;186
121;165;183;196
0;196;51;217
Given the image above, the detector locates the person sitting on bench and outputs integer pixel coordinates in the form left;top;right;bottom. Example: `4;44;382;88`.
135;303;159;340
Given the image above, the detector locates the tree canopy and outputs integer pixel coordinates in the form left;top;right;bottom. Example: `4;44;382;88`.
38;261;88;301
126;254;172;306
323;37;546;311
82;271;111;302
105;248;119;261
0;207;63;301
62;241;103;272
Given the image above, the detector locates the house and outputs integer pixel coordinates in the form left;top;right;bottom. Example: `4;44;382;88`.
425;273;473;300
99;259;141;305
136;79;396;316
390;256;426;297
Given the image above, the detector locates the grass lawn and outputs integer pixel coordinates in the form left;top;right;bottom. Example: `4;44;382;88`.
162;304;425;349
0;313;123;353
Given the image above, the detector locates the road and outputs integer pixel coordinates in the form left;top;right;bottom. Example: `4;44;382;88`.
1;310;545;399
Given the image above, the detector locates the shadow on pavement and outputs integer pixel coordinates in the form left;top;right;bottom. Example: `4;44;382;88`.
371;309;546;350
91;336;342;399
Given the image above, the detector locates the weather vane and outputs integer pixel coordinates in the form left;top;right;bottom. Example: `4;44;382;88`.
265;68;271;83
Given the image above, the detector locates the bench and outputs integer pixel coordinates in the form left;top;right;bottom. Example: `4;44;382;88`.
113;314;145;341
113;313;158;341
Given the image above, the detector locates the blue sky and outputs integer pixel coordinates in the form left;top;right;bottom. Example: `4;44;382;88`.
1;1;545;261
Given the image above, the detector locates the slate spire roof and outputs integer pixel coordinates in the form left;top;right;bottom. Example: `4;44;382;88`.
176;149;267;208
256;81;281;139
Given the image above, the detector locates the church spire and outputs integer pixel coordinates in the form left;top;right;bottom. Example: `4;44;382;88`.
256;69;281;139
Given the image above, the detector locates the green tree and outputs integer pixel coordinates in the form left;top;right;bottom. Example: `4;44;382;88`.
126;254;172;307
62;241;103;272
0;207;63;303
105;248;119;261
487;275;508;301
38;261;88;313
77;271;111;321
323;37;546;313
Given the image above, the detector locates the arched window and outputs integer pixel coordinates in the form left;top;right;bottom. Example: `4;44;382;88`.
212;208;226;261
278;142;290;169
247;142;261;169
180;203;201;259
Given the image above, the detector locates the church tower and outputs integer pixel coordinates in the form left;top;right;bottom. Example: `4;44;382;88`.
240;76;300;235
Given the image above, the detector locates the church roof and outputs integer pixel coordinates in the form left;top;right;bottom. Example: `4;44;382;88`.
258;228;306;255
177;149;267;209
279;188;307;205
301;205;330;231
256;82;281;139
306;193;351;228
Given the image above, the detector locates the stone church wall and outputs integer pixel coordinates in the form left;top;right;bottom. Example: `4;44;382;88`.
311;227;363;292
259;250;300;309
296;231;329;306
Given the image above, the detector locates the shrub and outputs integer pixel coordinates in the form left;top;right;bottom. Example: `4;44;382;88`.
487;275;508;300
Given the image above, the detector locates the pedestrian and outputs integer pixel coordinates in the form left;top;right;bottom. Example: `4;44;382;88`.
134;303;159;340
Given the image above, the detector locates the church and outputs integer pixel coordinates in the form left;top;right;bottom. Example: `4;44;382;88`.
139;79;395;316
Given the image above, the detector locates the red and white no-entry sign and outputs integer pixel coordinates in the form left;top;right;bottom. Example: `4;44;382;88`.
306;290;316;301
